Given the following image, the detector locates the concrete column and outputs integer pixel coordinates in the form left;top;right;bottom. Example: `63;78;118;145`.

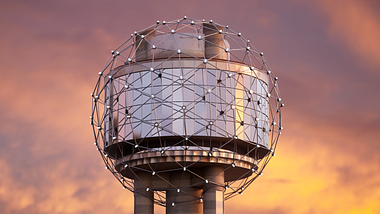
135;29;155;62
203;23;228;60
166;171;202;214
203;166;225;214
134;172;154;214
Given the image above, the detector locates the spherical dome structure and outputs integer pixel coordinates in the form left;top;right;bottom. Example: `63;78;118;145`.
91;17;283;213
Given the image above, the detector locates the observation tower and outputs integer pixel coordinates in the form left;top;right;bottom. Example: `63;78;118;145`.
91;17;283;214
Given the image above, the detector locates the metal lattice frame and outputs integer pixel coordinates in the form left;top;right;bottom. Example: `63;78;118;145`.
90;16;283;206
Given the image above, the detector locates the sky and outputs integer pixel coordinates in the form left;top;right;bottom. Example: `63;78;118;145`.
0;0;380;213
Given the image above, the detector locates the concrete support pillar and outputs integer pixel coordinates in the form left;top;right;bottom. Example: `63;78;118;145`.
203;23;228;60
135;29;155;62
166;171;202;214
203;166;225;214
134;172;154;214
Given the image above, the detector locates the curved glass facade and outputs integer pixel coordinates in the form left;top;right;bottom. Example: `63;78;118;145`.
104;61;269;150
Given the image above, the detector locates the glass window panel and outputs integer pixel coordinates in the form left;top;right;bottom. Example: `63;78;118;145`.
133;73;142;138
235;74;244;139
161;101;172;136
194;69;206;135
194;68;202;85
141;71;151;103
264;121;269;147
251;78;258;136
141;116;152;137
161;101;172;119
243;74;251;141
118;90;126;138
151;104;162;137
183;84;194;102
215;120;226;137
172;70;183;102
207;70;216;117
162;69;172;87
194;102;206;135
161;121;172;137
172;108;184;136
225;75;235;137
141;71;152;138
216;92;226;137
152;73;162;123
201;69;207;94
104;82;111;147
207;68;216;87
161;68;172;137
185;101;195;135
131;122;142;139
253;126;258;143
216;70;226;111
124;122;133;141
125;74;134;139
257;79;268;147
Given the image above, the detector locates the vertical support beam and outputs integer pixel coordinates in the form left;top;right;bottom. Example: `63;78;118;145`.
235;74;244;139
166;171;202;214
203;166;225;214
134;172;154;214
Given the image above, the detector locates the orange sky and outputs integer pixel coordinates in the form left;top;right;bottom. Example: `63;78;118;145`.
1;0;379;213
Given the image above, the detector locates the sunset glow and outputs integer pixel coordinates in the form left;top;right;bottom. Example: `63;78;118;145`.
1;0;379;213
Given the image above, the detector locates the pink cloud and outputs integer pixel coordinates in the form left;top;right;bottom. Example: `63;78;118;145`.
316;0;380;70
0;0;379;213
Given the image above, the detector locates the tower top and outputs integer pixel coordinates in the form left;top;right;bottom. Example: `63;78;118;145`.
91;17;283;213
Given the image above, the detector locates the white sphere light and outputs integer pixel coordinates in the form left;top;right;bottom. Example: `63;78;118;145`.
91;17;283;212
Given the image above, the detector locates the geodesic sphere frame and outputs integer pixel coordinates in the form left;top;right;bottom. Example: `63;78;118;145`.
91;16;283;206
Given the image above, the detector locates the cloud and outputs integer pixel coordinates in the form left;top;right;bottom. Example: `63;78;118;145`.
0;0;380;213
316;0;380;70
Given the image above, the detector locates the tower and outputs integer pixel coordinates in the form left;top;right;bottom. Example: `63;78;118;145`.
91;17;283;214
